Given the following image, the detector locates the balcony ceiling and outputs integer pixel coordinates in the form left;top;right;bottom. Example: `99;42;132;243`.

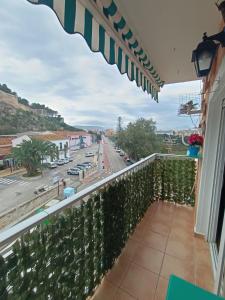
114;0;222;84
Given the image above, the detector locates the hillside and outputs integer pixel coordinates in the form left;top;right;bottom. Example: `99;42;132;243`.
0;85;78;134
0;109;79;134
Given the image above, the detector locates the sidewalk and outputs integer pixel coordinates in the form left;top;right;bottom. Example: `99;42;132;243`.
0;168;26;178
103;141;111;172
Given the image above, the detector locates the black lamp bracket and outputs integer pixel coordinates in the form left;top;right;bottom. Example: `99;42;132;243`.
203;27;225;47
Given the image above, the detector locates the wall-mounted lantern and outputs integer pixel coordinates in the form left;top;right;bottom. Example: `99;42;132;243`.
192;0;225;77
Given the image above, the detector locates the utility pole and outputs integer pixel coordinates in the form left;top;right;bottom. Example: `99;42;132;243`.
117;116;122;132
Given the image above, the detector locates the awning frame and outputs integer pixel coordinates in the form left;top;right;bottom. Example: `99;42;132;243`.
27;0;161;100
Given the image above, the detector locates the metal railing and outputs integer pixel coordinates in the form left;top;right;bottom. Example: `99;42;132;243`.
0;153;194;248
0;153;157;247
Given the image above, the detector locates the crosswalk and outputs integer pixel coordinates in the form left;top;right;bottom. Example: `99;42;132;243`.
0;177;30;186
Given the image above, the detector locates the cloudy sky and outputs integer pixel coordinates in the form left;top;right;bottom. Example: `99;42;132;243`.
0;0;201;130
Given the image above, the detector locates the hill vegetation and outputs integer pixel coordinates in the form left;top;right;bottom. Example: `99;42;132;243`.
0;110;79;134
0;83;79;134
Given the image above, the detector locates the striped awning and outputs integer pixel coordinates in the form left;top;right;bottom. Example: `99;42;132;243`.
27;0;164;101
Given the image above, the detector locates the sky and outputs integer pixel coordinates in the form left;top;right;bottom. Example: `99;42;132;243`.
0;0;202;130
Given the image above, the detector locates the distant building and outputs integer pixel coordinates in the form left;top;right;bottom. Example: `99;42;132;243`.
34;133;70;163
0;135;17;167
12;132;70;163
174;129;199;136
32;108;58;118
156;130;175;136
52;131;92;149
105;129;115;137
12;135;31;148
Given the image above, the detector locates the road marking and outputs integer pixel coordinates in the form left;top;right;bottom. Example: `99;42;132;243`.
0;178;29;186
18;181;30;185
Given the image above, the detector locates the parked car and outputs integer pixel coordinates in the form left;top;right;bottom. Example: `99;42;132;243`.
52;176;61;184
48;162;57;169
68;157;73;162
75;165;86;170
85;152;94;157
83;162;92;167
119;151;125;156
34;185;48;194
67;168;80;175
116;149;121;153
77;163;89;169
82;163;91;169
57;159;64;166
63;158;70;164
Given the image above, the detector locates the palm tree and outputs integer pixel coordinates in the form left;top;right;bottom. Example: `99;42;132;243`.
11;139;57;176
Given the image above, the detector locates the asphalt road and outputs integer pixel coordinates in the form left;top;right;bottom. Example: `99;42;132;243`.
103;137;127;173
0;144;99;215
0;139;127;223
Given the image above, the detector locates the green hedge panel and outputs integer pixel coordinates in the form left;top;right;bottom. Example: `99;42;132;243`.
0;158;195;299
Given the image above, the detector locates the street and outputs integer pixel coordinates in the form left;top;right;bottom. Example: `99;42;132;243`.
0;138;127;227
102;137;126;173
0;144;99;214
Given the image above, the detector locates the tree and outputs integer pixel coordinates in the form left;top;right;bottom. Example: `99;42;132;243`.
11;139;58;176
18;97;29;106
117;118;159;161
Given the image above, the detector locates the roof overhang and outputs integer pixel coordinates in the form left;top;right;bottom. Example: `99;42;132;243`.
26;0;222;99
113;0;222;84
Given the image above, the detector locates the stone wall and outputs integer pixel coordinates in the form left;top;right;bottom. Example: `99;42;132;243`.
0;90;32;113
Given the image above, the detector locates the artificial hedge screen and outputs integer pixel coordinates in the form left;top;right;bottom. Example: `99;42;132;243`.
0;158;195;299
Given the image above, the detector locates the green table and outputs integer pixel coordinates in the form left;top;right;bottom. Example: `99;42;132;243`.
166;275;223;300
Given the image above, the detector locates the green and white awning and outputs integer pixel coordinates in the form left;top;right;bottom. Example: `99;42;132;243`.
27;0;164;101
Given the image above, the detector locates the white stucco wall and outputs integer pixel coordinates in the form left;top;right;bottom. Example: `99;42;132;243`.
12;135;31;147
43;139;70;163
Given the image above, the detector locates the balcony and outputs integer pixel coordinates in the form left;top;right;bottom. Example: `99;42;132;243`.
92;202;213;300
0;154;213;300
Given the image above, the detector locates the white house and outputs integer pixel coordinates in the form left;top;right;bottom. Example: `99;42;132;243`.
12;135;31;148
35;133;70;163
12;133;70;163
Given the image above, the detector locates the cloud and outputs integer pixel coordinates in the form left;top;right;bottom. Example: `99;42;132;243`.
0;0;201;131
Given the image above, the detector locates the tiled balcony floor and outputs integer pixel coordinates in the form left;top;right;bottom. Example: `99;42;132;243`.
92;201;214;300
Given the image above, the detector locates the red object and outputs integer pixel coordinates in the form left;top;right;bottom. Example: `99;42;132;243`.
188;134;204;146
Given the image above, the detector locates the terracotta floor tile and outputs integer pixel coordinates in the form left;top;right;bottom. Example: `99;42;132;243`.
194;237;209;251
94;202;215;299
143;229;168;252
170;226;194;242
195;248;211;268
92;279;117;300
156;202;175;214
172;217;194;229
114;288;137;300
174;207;194;221
130;226;146;243
121;238;141;261
166;237;194;261
160;254;194;282
195;264;214;292
148;220;171;236
121;263;158;300
136;218;148;230
106;256;131;287
154;277;169;300
151;213;173;226
133;245;164;274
